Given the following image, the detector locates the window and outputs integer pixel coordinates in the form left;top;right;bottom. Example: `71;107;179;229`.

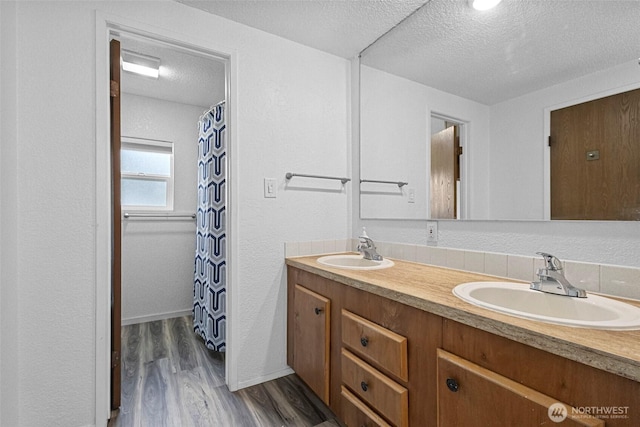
121;137;174;211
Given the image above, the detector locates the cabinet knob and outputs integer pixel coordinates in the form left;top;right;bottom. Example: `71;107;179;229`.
360;381;369;392
360;337;369;347
446;378;459;392
314;307;324;315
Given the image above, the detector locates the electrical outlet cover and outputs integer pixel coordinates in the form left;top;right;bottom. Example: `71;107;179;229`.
427;221;438;243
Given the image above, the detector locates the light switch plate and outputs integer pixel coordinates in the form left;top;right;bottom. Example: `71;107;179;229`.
264;178;277;198
408;188;415;203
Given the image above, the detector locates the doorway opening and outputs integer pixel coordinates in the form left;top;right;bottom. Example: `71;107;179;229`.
104;25;231;418
430;114;466;219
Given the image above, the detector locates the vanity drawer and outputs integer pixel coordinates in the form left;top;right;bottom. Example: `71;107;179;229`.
341;385;392;427
342;309;408;382
341;348;409;427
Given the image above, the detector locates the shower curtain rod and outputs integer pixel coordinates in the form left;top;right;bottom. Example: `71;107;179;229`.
200;100;226;119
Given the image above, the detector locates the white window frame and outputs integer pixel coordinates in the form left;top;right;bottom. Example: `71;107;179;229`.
121;136;174;211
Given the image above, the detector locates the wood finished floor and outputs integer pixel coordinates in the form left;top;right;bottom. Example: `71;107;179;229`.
109;316;341;427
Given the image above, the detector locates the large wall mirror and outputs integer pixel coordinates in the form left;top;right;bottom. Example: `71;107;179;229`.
359;0;640;221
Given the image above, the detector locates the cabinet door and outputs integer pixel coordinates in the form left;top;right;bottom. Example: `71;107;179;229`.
437;349;604;427
293;284;331;404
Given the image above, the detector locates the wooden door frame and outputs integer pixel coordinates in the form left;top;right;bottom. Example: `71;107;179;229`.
95;12;238;425
543;81;640;220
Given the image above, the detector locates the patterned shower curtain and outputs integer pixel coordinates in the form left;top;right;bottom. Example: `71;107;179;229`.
194;102;226;351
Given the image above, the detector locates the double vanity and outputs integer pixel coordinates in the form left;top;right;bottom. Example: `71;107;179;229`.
286;253;640;426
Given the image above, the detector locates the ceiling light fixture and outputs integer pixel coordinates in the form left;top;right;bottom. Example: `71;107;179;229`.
469;0;502;11
121;49;160;79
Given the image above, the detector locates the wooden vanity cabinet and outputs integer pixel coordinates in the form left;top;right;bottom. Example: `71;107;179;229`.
288;265;640;427
287;266;443;426
441;320;640;427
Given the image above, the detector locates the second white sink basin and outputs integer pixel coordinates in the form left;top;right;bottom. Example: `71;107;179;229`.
317;254;394;270
453;281;640;330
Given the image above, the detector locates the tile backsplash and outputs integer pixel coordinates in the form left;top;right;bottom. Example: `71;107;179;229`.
285;239;640;301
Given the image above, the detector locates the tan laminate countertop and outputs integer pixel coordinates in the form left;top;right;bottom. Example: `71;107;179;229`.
286;254;640;383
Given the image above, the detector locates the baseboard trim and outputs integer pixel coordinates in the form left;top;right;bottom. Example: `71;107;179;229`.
236;366;295;390
122;309;192;326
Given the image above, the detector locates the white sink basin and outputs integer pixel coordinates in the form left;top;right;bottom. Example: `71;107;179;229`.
317;254;394;270
453;281;640;330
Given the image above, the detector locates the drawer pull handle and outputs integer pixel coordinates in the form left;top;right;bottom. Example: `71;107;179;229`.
360;381;369;392
314;307;324;315
446;378;459;392
360;336;369;347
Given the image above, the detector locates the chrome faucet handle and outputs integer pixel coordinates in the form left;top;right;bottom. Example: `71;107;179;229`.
357;237;372;249
536;252;563;271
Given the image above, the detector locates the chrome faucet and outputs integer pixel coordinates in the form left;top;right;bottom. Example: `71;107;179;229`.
530;252;586;298
357;228;383;261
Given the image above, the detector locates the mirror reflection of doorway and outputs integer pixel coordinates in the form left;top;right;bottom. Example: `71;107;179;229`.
430;116;462;219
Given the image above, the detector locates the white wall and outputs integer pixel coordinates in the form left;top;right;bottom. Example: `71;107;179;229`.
359;65;491;220
360;65;429;219
7;1;350;426
489;59;640;220
120;93;205;324
0;2;20;426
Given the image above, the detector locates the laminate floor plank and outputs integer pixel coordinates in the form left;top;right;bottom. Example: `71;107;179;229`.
210;383;259;426
109;316;341;427
144;320;168;362
175;368;220;426
139;359;169;426
159;357;184;427
193;336;226;388
262;376;327;426
195;360;259;426
167;316;200;373
283;375;337;423
118;323;142;427
236;383;290;427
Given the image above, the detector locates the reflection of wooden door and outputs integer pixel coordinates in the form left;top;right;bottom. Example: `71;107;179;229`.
109;39;122;410
550;88;640;220
431;126;459;219
293;284;331;404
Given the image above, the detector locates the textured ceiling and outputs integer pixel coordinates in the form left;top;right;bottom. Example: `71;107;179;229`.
177;0;427;58
362;0;640;104
176;0;640;106
120;34;226;108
